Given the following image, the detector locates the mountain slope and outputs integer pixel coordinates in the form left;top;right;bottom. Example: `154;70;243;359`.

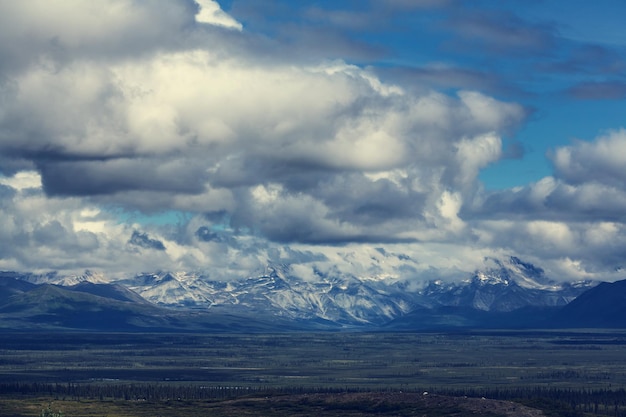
0;284;171;330
385;257;595;330
110;257;594;328
0;256;604;331
117;267;416;326
0;274;38;304
551;279;626;328
0;282;304;332
68;281;150;304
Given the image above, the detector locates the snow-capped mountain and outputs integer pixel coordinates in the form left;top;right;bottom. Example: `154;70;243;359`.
117;272;230;307
117;265;415;325
15;270;109;286
106;256;595;325
419;257;590;312
2;256;598;329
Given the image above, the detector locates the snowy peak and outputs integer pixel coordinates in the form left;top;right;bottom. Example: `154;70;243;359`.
4;270;110;286
232;268;414;325
111;267;415;326
422;257;594;312
56;270;110;286
0;256;599;327
472;256;559;290
472;271;510;286
117;272;211;307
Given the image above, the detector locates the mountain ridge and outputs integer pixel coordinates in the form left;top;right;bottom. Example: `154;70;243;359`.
0;256;611;331
551;280;626;328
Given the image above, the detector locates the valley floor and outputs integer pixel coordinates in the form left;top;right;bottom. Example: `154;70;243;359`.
1;330;626;416
0;392;546;417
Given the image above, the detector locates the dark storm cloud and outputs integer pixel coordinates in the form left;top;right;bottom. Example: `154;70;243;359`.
0;156;36;177
0;183;15;202
38;158;208;196
30;220;99;253
310;173;427;226
227;183;421;245
196;226;218;242
192;225;239;249
128;231;166;251
210;152;344;190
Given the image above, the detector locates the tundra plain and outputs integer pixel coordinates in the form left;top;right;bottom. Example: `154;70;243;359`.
1;331;626;416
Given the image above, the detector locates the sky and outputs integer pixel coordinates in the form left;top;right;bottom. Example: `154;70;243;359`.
1;0;626;283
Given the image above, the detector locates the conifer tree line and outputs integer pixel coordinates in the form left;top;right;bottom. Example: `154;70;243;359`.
2;383;626;415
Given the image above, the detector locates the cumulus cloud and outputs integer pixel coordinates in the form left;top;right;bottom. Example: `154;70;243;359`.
195;0;242;30
0;5;527;248
463;130;626;279
551;129;626;188
471;218;626;280
0;170;237;276
1;0;624;284
0;0;198;75
471;130;626;221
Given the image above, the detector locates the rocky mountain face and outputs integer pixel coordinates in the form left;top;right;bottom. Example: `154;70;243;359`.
0;256;601;331
110;257;592;326
112;267;416;326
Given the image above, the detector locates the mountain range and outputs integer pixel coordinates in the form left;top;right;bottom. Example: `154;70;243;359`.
0;257;622;332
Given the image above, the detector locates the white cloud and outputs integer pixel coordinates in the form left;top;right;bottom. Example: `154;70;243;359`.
0;171;41;190
0;0;195;71
9;0;625;284
436;191;465;233
525;221;575;251
195;0;242;30
551;128;626;188
456;133;502;189
1;42;526;236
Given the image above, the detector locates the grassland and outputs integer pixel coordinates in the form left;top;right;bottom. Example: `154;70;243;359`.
0;330;625;416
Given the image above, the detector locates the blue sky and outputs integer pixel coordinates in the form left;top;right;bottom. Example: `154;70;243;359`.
0;0;625;283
